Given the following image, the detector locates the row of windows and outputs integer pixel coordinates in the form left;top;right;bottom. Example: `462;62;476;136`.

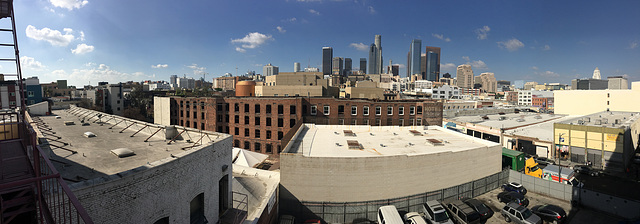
234;128;283;140
320;118;424;126
232;103;296;115
180;111;206;119
310;105;423;116
233;140;281;154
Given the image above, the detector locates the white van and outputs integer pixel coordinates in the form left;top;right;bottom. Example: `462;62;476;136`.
377;205;403;224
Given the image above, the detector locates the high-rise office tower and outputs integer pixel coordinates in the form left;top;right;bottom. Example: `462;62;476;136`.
368;35;383;74
456;64;473;88
344;58;352;76
170;75;178;85
407;52;412;77
332;57;344;76
294;62;300;72
425;51;439;81
263;63;279;76
475;72;497;93
422;46;441;80
322;47;333;76
409;39;422;77
360;58;367;73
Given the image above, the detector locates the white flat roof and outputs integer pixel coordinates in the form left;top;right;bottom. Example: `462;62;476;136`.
450;112;564;129
286;125;499;157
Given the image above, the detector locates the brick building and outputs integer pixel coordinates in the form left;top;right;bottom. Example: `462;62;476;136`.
161;96;443;157
532;96;554;110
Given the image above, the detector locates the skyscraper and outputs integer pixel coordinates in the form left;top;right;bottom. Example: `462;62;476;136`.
475;72;497;93
425;51;439;81
456;64;473;89
409;39;422;77
332;57;344;76
263;63;279;76
359;58;367;73
423;46;441;80
322;47;333;76
368;35;383;74
294;62;300;72
344;58;352;76
170;75;178;85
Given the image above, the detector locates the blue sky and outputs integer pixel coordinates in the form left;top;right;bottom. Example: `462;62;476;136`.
7;0;640;87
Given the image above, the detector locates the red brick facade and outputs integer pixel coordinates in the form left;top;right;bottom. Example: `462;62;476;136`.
171;96;443;157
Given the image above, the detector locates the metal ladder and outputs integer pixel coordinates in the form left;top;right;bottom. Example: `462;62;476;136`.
0;0;26;118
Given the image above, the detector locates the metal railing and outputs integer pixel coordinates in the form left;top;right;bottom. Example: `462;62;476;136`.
0;111;93;223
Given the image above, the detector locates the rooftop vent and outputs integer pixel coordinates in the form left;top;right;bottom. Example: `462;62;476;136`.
111;148;135;158
347;140;361;150
426;139;444;146
481;116;489;120
516;119;525;122
409;130;423;136
499;116;506;121
343;130;356;137
615;119;620;124
83;132;96;138
577;120;584;125
534;115;542;119
595;119;602;125
498;112;505;115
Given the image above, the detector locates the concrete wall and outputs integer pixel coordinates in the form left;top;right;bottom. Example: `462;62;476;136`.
255;85;324;97
345;87;385;99
280;137;501;203
508;170;574;201
154;96;171;126
27;101;49;115
67;118;232;223
555;82;640;115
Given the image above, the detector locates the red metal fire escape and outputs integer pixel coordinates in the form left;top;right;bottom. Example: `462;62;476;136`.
0;1;93;223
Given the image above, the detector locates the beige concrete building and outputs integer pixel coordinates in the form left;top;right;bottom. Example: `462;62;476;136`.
608;76;629;90
475;72;497;93
264;72;323;86
523;81;538;90
255;85;324;97
456;64;473;89
280;124;500;202
555;81;640;116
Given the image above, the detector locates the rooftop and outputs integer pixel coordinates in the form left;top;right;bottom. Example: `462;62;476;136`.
35;108;226;183
285;124;499;157
503;115;580;142
449;112;564;129
558;111;640;129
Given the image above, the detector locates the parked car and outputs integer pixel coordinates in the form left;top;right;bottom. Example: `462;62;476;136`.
377;205;404;224
445;200;482;224
404;212;428;224
573;165;603;177
497;191;529;207
530;204;567;224
501;182;528;195
534;157;556;166
421;200;454;224
461;198;494;221
501;202;542;224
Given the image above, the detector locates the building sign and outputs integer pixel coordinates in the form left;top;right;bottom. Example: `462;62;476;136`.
606;134;619;141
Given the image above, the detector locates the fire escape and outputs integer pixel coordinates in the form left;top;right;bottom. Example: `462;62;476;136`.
0;1;93;223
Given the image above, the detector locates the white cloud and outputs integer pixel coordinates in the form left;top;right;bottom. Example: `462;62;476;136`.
475;26;490;40
25;25;75;46
71;43;94;54
470;60;488;70
349;43;369;51
394;64;405;69
543;45;551;51
282;17;297;23
630;41;638;49
187;63;206;75
21;56;45;70
531;66;539;70
53;64;152;86
537;71;560;77
151;64;168;69
49;0;88;10
235;47;246;53
368;6;376;14
309;9;320;15
441;63;456;71
461;56;470;61
497;38;525;51
79;31;85;41
432;33;451;42
276;26;286;33
231;32;273;53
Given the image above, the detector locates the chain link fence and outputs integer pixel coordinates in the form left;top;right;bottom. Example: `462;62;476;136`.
282;169;509;223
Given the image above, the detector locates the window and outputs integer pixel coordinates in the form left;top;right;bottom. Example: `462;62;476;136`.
234;127;239;135
217;104;223;111
255;117;260;125
363;106;369;115
323;105;330;115
278;105;284;114
399;106;404;115
290;119;296;128
255;130;260;138
363;119;369;125
266;105;272;113
417;118;422;126
266;131;272;139
193;112;197;119
375;119;381;126
254;143;261;152
234;140;240;147
350;119;357;125
351;106;357;115
255;104;261;113
409;118;414;126
410;106;415;115
234;103;239;112
234;115;239;124
266;144;273;153
266;118;272;126
27;91;34;97
290;105;296;114
399;118;404;126
311;105;317;115
225;115;229;122
244;116;249;124
417;106;423;114
278;118;284;127
201;112;205;119
375;106;381;115
244;141;250;150
244;104;249;112
278;131;283;140
338;105;345;114
387;106;393;115
244;128;249;137
180;111;184;117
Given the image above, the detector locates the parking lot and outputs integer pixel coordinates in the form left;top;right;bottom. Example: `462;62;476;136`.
473;187;621;224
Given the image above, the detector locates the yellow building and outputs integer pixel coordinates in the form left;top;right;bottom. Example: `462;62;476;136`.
554;111;640;172
555;81;640;116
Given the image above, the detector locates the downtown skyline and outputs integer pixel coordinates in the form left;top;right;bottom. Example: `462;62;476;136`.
6;0;640;87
